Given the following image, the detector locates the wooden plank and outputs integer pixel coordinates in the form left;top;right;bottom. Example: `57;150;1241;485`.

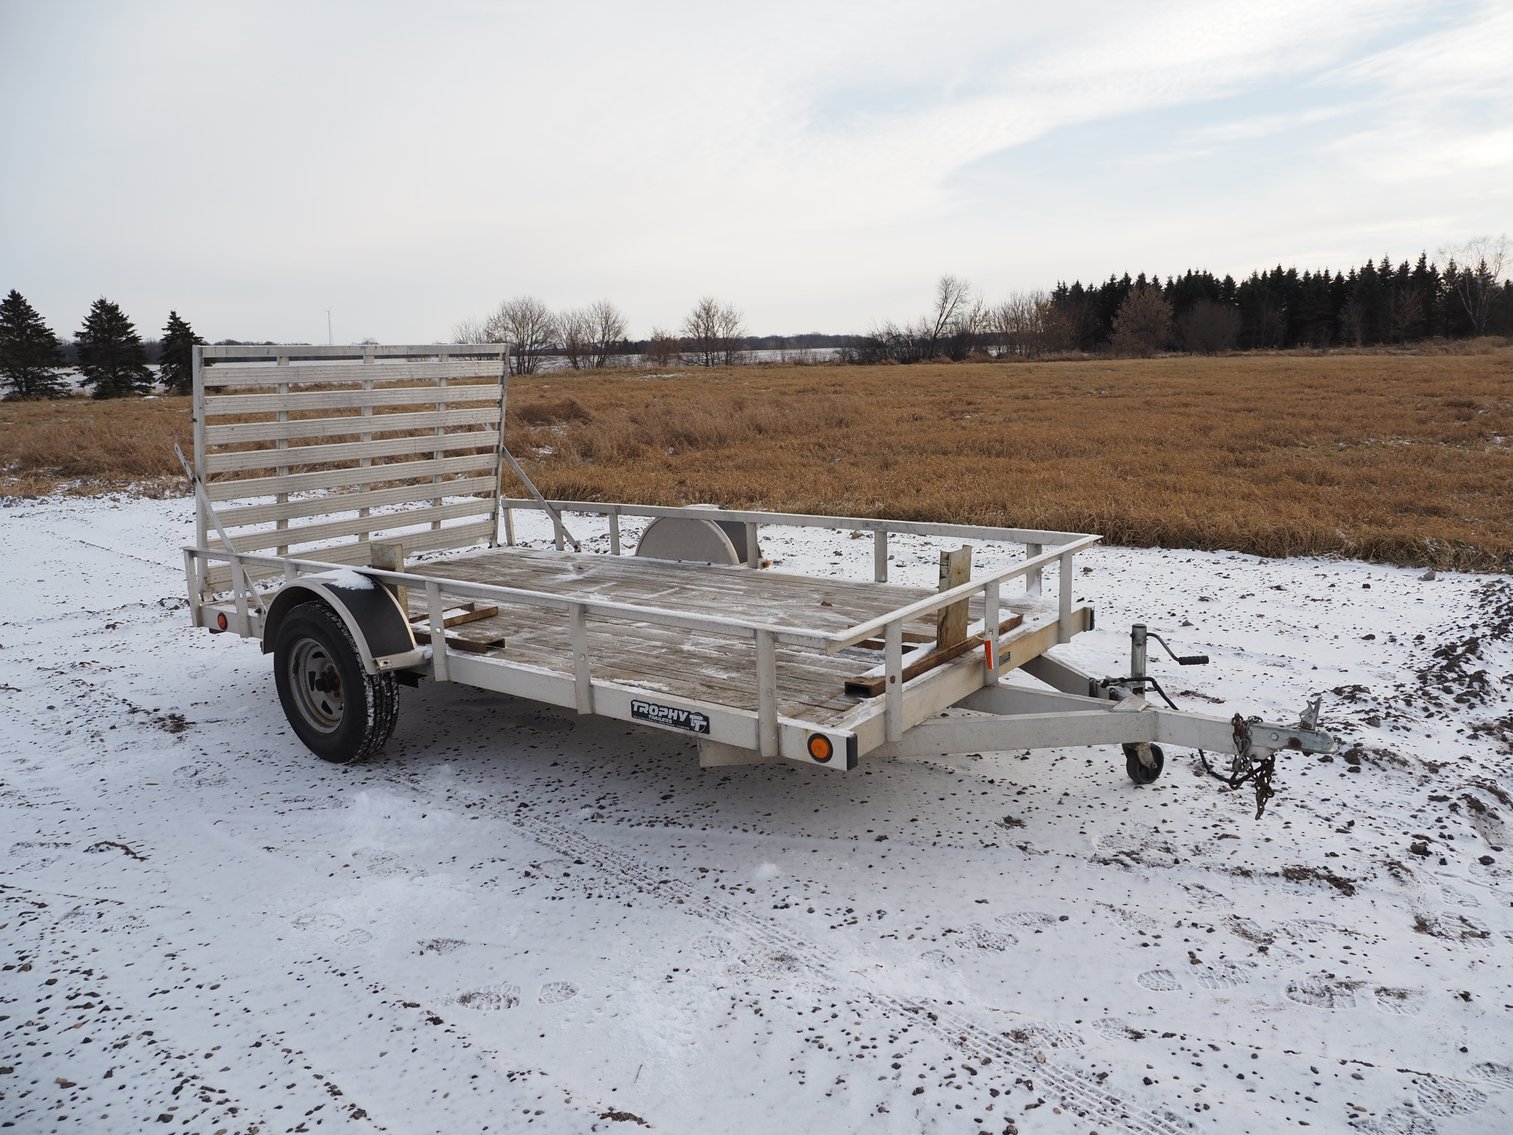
205;453;498;502
204;344;509;362
407;602;500;629
205;405;499;446
204;430;499;474
227;499;497;554
204;381;502;413
845;614;1023;697
216;476;495;528
936;545;972;648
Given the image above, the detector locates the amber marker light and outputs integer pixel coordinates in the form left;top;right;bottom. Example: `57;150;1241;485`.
807;734;834;762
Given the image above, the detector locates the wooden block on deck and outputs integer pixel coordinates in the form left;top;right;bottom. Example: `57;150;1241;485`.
409;601;505;653
936;546;972;648
844;613;1023;698
369;541;407;611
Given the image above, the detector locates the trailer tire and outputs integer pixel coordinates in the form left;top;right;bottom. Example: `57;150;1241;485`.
1124;743;1164;785
274;602;398;763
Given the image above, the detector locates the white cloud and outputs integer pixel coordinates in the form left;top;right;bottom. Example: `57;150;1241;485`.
0;0;1502;339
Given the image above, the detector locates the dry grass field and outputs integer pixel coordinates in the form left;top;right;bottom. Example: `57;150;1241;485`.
4;352;1510;570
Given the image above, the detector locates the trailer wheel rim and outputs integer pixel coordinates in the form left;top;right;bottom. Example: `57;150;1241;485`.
287;638;345;734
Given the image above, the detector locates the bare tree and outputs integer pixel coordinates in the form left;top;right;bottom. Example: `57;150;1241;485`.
990;290;1056;358
587;300;627;368
681;296;744;366
483;295;558;374
1110;285;1173;357
925;274;974;358
451;316;489;344
1439;235;1509;336
644;327;680;367
558;307;592;370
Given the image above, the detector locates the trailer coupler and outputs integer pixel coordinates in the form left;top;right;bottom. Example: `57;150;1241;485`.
1196;698;1333;819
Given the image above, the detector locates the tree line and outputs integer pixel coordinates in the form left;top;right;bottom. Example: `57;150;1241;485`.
6;237;1508;399
0;291;204;400
852;237;1512;363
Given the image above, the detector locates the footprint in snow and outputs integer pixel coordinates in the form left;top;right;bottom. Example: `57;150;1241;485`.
1192;960;1256;990
737;950;805;979
1371;986;1425;1016
1093;1017;1149;1041
457;984;521;1010
1285;976;1361;1010
9;840;68;871
1136;968;1182;992
959;923;1017;951
290;911;345;932
350;848;427;879
1470;1062;1513;1090
1278;917;1346;940
1414;1073;1488;1117
690;934;735;960
920;949;956;971
1349;1105;1438;1135
1097;903;1163;933
455;981;578;1008
994;910;1058;932
334;928;373;947
172;764;227;788
538;981;578;1004
1439;885;1481;908
418;937;469;955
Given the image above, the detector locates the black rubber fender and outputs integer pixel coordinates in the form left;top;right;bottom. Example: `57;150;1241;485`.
261;571;422;675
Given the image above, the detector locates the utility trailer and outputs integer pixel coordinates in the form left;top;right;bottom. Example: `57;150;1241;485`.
182;343;1334;816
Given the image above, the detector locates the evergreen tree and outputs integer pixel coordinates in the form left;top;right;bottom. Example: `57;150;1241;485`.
76;297;153;398
1109;285;1173;356
0;289;69;399
158;310;205;395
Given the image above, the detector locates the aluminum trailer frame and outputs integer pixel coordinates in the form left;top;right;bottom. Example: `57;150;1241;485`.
182;343;1333;812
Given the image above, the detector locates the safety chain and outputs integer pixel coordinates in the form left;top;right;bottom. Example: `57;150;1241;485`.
1198;714;1277;819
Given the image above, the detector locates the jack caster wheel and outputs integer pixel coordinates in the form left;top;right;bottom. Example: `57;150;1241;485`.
1124;743;1164;785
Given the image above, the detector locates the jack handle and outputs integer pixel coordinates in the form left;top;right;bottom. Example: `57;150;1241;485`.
1144;629;1208;667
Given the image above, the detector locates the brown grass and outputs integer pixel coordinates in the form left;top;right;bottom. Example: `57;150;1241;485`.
4;352;1511;570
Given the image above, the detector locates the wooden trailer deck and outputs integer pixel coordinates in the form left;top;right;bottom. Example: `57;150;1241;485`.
398;545;1059;731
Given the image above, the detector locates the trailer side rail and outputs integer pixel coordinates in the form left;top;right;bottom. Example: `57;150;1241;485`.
186;528;1098;762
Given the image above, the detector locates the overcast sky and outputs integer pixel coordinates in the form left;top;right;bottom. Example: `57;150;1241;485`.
2;0;1509;344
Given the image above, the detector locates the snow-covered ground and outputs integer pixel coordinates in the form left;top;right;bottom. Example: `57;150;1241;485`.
3;492;1511;1135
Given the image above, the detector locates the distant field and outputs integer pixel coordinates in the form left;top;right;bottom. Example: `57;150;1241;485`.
4;352;1510;570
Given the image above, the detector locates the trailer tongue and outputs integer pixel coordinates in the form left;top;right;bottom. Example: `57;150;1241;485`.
182;342;1334;818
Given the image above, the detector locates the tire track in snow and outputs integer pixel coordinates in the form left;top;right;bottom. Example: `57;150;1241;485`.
416;780;1195;1135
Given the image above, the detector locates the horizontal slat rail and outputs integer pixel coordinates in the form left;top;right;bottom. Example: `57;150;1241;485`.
203;344;510;361
204;382;501;414
192;344;509;603
206;405;499;446
202;520;497;590
228;499;497;554
205;453;498;502
500;498;1092;549
204;430;499;473
217;476;496;528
